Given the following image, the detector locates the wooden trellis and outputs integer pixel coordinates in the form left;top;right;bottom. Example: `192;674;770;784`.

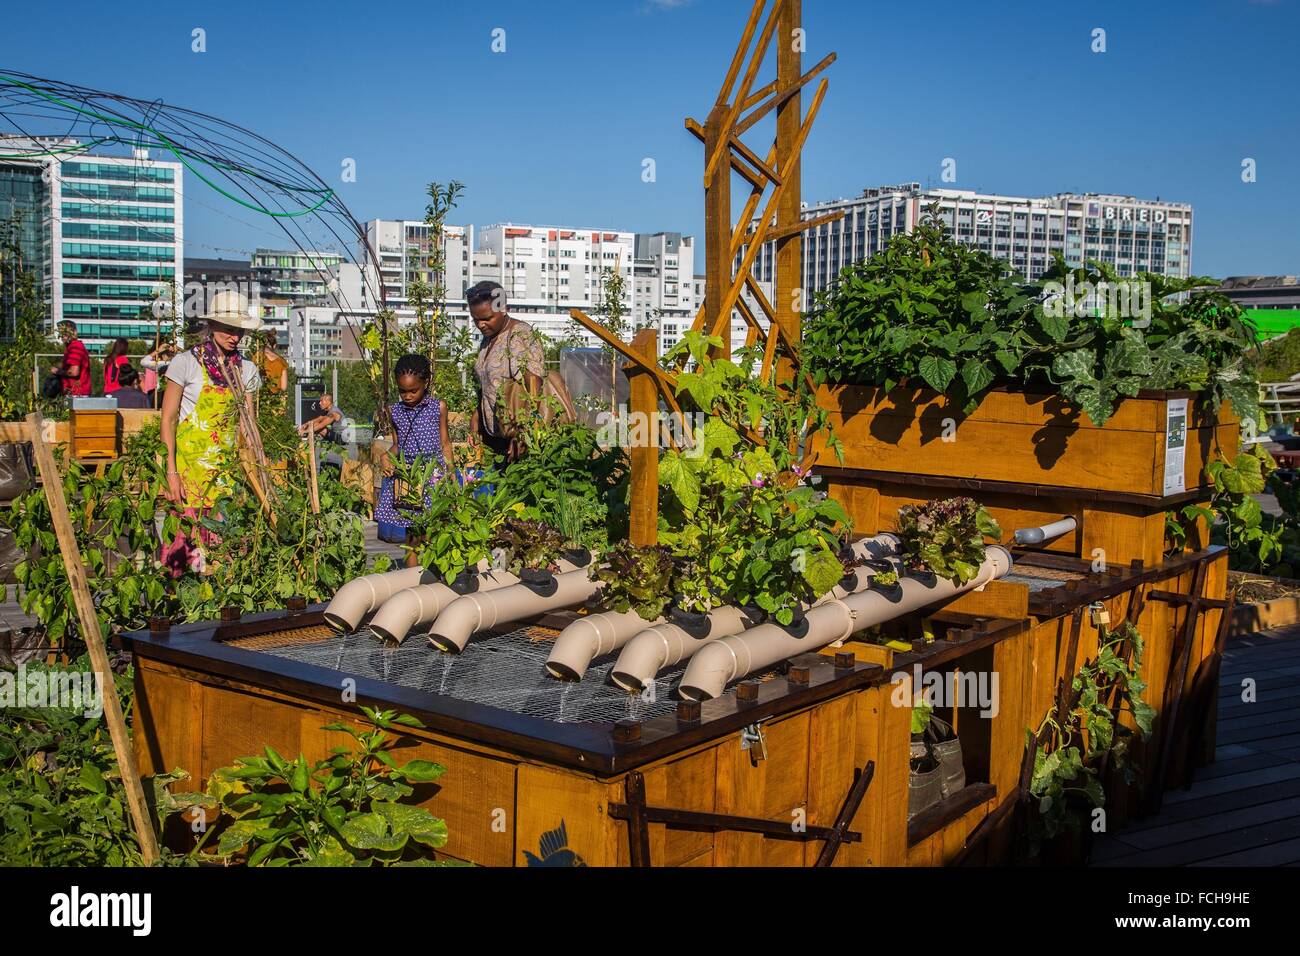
570;0;837;545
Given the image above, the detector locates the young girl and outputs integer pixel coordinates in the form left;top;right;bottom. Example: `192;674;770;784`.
374;354;454;565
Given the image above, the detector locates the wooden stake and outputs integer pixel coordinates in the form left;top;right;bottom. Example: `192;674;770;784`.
26;412;160;866
307;427;320;515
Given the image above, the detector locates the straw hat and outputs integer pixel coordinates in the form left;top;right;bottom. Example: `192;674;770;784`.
202;289;263;330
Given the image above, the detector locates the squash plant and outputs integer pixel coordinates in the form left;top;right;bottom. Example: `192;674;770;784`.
207;707;461;867
802;208;1260;426
1026;622;1155;845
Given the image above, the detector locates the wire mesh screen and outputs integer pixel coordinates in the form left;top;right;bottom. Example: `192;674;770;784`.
249;624;683;724
1002;564;1085;593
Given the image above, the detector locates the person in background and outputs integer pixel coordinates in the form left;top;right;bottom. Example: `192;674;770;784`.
159;290;262;574
373;354;453;563
102;337;130;394
111;365;150;409
141;342;177;407
251;333;289;395
50;320;91;399
299;392;343;443
467;281;543;463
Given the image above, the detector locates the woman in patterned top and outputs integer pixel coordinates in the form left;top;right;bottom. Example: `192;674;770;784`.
467;281;543;464
374;353;454;562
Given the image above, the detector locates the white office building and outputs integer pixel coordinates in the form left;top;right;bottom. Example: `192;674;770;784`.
748;183;1193;302
1;136;185;349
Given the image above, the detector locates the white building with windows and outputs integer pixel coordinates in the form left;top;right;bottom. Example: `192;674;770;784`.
475;223;635;344
2;136;185;349
748;183;1193;303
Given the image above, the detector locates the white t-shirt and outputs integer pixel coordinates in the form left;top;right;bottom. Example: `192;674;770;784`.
165;348;260;420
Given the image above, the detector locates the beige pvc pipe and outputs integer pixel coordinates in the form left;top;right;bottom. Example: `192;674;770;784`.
573;533;900;688
609;605;760;693
609;558;899;692
323;566;436;633
678;545;1014;701
428;569;602;653
545;609;668;682
368;569;522;644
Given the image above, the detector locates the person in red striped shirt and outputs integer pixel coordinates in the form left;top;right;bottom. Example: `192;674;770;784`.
50;320;91;398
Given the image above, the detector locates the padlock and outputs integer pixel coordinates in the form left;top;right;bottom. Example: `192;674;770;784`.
740;722;767;762
1089;602;1111;627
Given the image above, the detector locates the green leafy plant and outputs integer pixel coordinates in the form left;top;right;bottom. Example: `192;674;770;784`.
1167;444;1287;572
589;541;676;621
207;706;460;867
895;497;1002;586
1027;622;1155;843
408;474;518;584
803;208;1260;426
491;517;565;574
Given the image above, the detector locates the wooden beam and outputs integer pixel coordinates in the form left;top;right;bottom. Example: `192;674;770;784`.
704;0;784;189
626;328;660;547
714;0;767;109
750;208;844;248
707;78;828;343
685;119;768;191
730;134;782;186
26;411;161;866
568;308;687;425
774;0;804;389
736;50;836;137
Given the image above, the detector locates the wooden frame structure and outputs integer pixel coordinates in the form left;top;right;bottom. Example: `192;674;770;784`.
570;0;837;543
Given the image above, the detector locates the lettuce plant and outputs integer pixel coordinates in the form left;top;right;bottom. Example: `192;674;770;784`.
491;517;565;575
589;541;675;621
895;497;1002;587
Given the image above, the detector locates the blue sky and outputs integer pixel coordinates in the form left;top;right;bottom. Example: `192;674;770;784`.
3;0;1297;277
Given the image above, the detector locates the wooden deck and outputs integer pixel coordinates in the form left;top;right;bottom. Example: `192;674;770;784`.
1092;624;1300;866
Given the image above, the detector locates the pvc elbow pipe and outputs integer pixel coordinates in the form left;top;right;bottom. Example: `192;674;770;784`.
428;569;602;653
323;566;436;633
678;545;1014;701
545;609;667;682
368;569;521;644
608;563;890;692
610;605;759;693
1013;516;1077;546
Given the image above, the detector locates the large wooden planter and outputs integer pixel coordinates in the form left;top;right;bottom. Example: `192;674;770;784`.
811;385;1238;500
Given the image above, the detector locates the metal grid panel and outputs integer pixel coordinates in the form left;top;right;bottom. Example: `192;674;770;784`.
252;625;683;724
1003;565;1083;593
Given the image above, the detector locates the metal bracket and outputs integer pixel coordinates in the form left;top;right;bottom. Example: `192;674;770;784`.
609;761;875;867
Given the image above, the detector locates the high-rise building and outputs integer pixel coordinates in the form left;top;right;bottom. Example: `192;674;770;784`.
251;248;343;305
632;232;696;326
363;218;473;321
0;137;185;349
0;152;45;337
749;184;1193;303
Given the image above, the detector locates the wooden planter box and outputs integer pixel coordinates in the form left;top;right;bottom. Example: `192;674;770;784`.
812;385;1238;500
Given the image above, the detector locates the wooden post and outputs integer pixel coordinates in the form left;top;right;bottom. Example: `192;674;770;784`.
307;427;321;515
627;327;659;546
26;411;161;865
774;0;802;388
703;102;733;358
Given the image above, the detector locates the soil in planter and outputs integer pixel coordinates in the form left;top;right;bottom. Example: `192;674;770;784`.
1229;570;1300;605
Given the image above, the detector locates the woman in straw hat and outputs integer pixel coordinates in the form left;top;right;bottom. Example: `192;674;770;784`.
159;289;262;572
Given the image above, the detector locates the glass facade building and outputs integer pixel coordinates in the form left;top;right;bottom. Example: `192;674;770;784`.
0;159;46;338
